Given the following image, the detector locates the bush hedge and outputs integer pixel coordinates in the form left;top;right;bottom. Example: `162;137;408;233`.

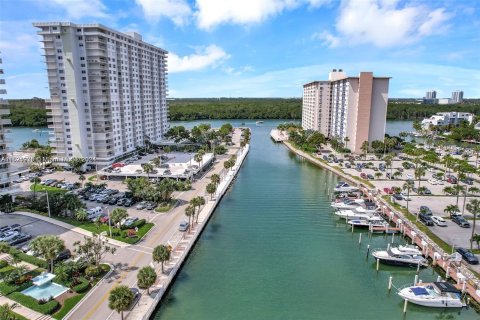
0;279;32;295
9;249;48;269
0;260;8;268
9;292;60;314
53;293;85;319
73;279;90;293
132;219;146;228
0;265;16;279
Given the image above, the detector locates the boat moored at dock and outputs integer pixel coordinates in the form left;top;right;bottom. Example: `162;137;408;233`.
372;247;428;267
398;282;466;308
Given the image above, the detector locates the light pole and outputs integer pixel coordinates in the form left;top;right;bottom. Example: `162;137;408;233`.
45;191;51;218
104;206;112;238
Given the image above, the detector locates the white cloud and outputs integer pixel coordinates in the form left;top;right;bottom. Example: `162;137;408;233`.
317;0;451;48
135;0;192;25
168;45;230;73
312;31;340;48
194;0;330;30
48;0;110;19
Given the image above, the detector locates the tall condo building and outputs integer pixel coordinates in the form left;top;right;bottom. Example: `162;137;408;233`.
301;69;390;154
33;22;169;168
451;90;464;104
0;55;12;192
425;90;437;99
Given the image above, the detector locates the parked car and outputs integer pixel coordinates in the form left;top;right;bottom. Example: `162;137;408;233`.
446;175;458;184
452;215;470;228
461;178;474;185
0;231;19;242
431;216;447;227
54;249;72;262
179;221;189;231
419;206;432;215
456;248;479;265
117;198;127;206
428;179;437;185
419;212;434;226
367;174;374;180
392;194;403;201
124;198;135;207
136;201;147;210
8;233;32;246
405;173;413;179
121;217;138;228
400;192;411;201
360;173;367;179
383;188;393;194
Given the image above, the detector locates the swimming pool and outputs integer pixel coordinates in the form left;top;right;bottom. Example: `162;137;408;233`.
22;282;68;300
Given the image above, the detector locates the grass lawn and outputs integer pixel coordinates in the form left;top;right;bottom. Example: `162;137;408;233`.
53;293;85;319
155;200;177;213
8;311;29;320
53;216;154;244
30;184;67;193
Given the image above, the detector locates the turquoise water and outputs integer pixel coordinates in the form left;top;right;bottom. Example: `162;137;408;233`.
153;120;478;320
7;127;50;151
22;282;68;300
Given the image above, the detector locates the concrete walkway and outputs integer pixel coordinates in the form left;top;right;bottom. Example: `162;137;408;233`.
0;295;52;320
11;211;130;248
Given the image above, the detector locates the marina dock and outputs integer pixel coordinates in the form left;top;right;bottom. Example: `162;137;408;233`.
270;129;288;142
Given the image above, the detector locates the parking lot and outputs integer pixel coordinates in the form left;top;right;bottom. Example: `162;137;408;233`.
0;213;85;251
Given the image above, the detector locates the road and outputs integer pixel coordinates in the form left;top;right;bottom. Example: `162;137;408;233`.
67;131;242;320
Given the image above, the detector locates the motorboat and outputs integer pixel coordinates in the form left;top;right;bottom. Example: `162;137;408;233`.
333;182;359;193
397;245;422;255
372;247;428;267
398;282;466;308
256;121;264;124
331;198;364;210
348;215;387;228
334;209;377;221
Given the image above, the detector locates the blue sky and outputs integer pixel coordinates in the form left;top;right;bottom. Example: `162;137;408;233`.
1;0;479;98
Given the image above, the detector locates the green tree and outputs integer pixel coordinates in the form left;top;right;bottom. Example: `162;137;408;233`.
142;163;154;178
360;141;369;159
153;244;171;273
75;208;88;221
210;173;220;187
137;266;157;295
111;208;128;228
467;199;480;250
206;183;217;200
444;204;460;218
184;205;195;231
34;147;53;169
73;233;116;267
68;157;87;173
0;302;19;320
30;235;65;272
108;285;134;320
414;167;426;188
79;174;86;188
402;182;413;213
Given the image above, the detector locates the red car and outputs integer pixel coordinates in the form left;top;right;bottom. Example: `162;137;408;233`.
383;187;393;194
360;173;367;179
112;162;126;168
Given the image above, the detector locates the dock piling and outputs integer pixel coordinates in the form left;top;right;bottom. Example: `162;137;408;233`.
376;258;380;272
416;261;421;274
391;233;395;244
359;233;362;245
366;244;370;259
388;276;393;292
403;299;408;314
414;275;418;286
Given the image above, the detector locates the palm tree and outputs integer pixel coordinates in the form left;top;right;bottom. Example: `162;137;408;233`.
374;172;382;180
443;186;456;195
453;185;465;207
75;208;88;222
108;285;134;320
152;157;161;167
153;244;171;273
137;266;157;295
30;235;65;272
402;182;413;213
184;205;195;231
360;141;369;160
142;163;154;179
0;302;19;319
210;173;220;187
444;204;460;218
78;174;86;188
111;208;128;228
414;167;426;188
206;183;217;200
467;199;480;250
0;241;10;254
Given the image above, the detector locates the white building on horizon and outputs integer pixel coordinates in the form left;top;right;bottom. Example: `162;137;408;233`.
0;55;12;193
302;69;390;153
421;112;474;129
425;90;437;99
34;22;169;168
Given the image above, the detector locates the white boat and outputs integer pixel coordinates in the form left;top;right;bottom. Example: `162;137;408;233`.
397;245;422;255
334;210;377;221
256;121;264;124
333;182;359;193
372;247;428;267
398;282;465;308
347;215;387;228
331;198;364;210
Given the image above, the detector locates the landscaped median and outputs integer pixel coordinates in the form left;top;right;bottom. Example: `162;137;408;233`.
0;243;110;319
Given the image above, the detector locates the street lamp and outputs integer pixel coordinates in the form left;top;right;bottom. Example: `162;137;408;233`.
104;206;112;238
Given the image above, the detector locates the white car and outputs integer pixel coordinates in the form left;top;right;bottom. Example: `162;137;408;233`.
0;231;19;242
431;216;447;227
400;192;411;201
428;179;437;185
405;173;413;180
427;167;435;172
436;179;444;185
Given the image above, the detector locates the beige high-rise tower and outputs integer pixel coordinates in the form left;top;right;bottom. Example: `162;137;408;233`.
302;69;390;154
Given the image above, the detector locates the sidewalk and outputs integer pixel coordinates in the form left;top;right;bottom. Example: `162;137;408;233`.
12;211;130;248
0;295;52;320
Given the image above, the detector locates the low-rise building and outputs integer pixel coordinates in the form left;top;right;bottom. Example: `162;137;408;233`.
421;112;474;129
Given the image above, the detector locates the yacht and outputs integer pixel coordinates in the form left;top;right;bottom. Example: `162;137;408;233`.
397;245;422;255
333;182;359;193
348;215;387;228
331;198;364;210
372;247;428;267
398;282;465;308
334;210;376;221
256;121;264;124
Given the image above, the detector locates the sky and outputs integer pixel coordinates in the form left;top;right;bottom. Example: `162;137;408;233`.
0;0;479;99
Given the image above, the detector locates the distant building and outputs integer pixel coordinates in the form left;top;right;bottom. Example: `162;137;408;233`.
421;112;474;129
437;98;452;105
302;69;390;153
33;22;169;168
425;90;437;99
0;55;12;193
451;90;464;104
